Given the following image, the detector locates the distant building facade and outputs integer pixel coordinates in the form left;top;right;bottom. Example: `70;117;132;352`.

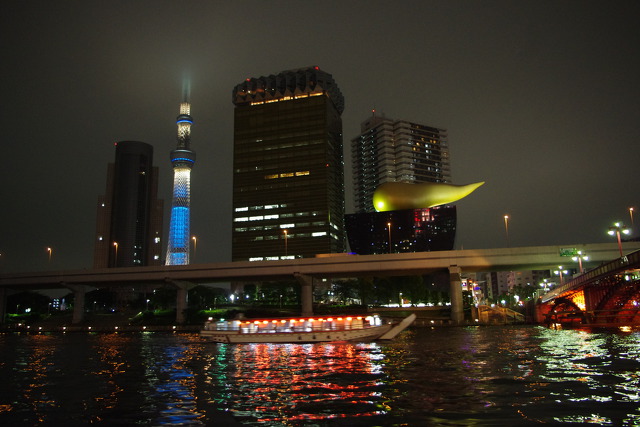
346;114;454;254
231;66;346;261
351;114;450;213
94;141;163;268
345;206;456;255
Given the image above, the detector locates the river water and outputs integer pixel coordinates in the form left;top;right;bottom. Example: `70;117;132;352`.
1;325;639;426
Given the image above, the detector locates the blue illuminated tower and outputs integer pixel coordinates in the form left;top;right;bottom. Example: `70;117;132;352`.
165;81;196;265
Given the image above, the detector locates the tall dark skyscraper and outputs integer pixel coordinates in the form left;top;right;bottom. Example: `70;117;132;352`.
94;141;163;268
231;66;346;261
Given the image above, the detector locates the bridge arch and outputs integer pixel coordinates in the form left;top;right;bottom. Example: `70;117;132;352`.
546;297;587;325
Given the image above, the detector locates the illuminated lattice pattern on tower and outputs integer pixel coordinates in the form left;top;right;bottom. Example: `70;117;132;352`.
165;83;196;265
166;168;192;265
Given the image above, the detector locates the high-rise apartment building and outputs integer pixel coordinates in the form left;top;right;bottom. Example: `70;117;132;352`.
231;66;346;261
346;114;455;255
351;114;450;213
94;141;163;268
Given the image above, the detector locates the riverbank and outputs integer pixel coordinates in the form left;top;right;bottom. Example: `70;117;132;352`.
1;306;527;333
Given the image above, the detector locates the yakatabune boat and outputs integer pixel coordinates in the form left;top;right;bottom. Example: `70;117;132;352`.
200;313;416;343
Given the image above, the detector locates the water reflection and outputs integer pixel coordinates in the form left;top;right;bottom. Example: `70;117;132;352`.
143;333;205;425
1;327;639;425
206;341;387;425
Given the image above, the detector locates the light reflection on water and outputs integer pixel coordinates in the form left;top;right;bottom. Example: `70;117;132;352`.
0;326;639;426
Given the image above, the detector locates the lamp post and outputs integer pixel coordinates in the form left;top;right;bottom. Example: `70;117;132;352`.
503;215;510;247
571;251;589;274
113;242;119;267
191;236;197;261
630;208;635;228
554;266;568;285
387;222;392;254
46;247;52;263
283;229;288;257
608;222;631;257
540;279;550;293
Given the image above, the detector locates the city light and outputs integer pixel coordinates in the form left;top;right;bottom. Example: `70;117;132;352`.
607;222;631;257
571;251;589;273
503;215;510;247
554;266;568;285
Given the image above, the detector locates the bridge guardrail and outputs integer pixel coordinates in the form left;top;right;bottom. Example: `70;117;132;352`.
541;249;640;303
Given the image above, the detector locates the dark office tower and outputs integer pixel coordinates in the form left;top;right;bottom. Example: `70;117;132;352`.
231;66;346;261
94;141;164;268
351;114;450;213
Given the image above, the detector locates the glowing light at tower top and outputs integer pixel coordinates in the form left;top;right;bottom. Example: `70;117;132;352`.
166;78;196;265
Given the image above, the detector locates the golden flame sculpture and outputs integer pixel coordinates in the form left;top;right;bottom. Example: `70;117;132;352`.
372;181;485;212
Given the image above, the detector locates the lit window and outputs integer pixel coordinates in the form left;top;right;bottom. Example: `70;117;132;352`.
235;217;249;222
312;232;327;237
235;207;249;212
249;257;264;262
280;224;295;228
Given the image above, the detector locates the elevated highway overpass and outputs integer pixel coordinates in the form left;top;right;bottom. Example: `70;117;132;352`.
2;242;639;324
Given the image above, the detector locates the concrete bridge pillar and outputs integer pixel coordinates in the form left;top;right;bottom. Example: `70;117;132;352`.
449;266;464;324
294;273;314;317
66;284;90;324
167;280;197;324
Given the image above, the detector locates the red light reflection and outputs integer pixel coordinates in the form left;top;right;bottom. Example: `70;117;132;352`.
218;342;385;423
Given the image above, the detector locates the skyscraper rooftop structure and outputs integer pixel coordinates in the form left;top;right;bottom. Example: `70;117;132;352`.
165;82;196;265
94;141;163;268
351;114;450;213
231;66;346;261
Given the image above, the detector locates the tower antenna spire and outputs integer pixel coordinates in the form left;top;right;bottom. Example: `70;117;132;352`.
165;80;196;265
182;75;191;103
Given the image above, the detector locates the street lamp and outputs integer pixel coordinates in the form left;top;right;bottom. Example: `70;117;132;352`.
629;208;635;228
191;236;197;260
46;247;52;263
113;242;119;266
554;266;568;285
283;229;288;257
540;279;550;293
607;222;631;257
571;251;589;273
503;215;510;247
387;222;392;254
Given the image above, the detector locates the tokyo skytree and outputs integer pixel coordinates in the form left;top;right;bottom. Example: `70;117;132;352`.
165;80;196;265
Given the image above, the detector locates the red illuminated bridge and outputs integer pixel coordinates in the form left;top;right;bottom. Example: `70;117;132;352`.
538;249;640;327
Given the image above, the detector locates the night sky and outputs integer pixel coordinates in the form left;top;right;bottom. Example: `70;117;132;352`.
2;1;639;274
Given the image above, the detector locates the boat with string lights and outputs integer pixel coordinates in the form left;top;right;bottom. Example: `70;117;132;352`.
200;313;416;343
